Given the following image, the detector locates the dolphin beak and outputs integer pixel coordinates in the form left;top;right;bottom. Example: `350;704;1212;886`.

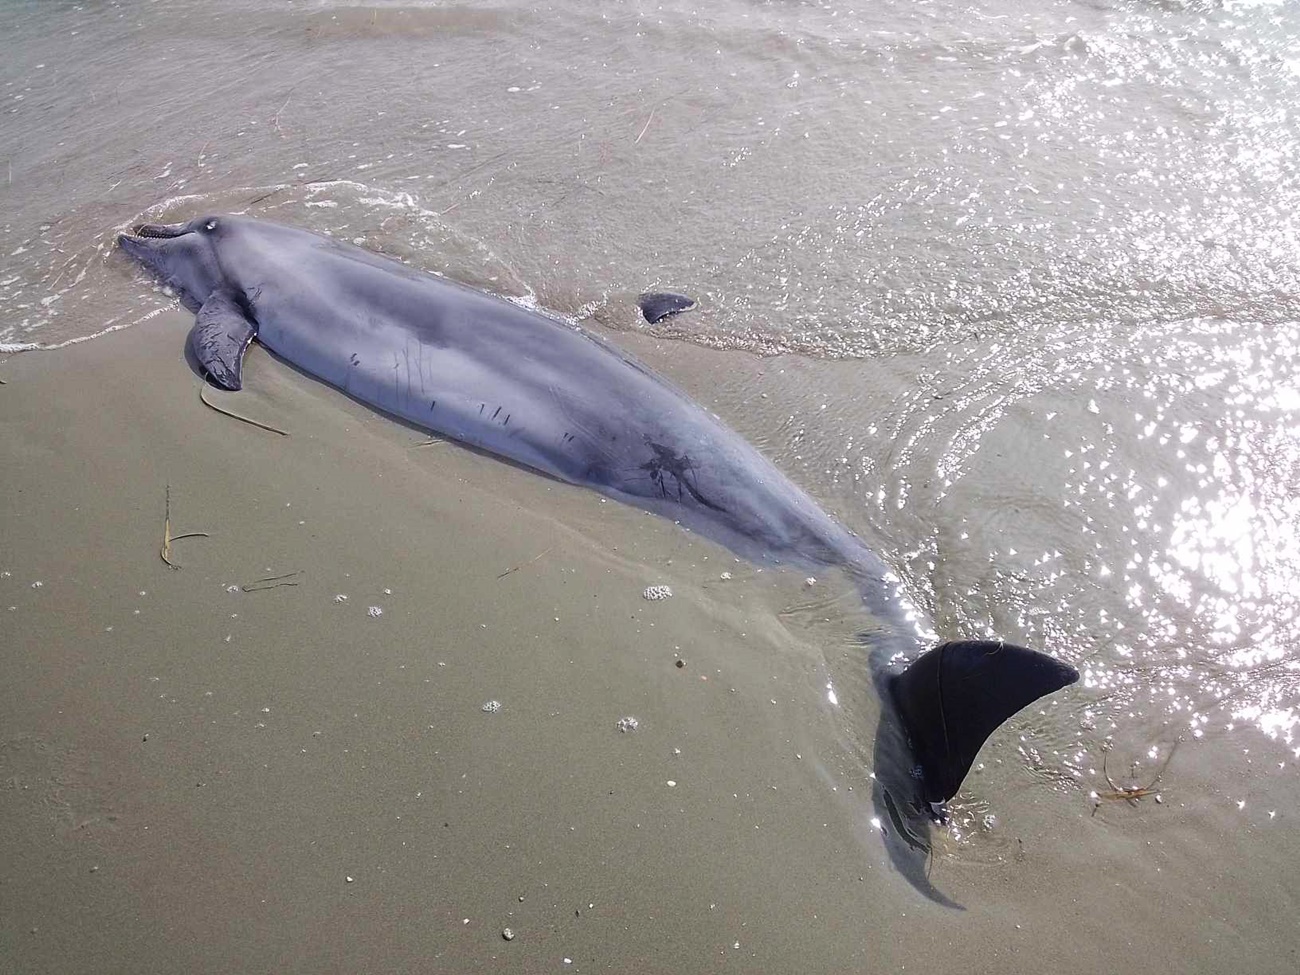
128;222;190;239
117;222;190;265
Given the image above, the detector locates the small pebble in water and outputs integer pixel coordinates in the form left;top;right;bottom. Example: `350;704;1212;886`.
615;716;639;733
675;659;685;669
345;876;354;883
502;928;515;941
367;606;383;617
642;585;672;601
481;700;502;713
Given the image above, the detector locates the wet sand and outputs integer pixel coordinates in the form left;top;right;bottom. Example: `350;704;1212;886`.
1;318;1296;973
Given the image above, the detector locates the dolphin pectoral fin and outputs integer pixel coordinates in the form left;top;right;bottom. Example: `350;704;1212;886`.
189;291;257;391
637;291;696;324
889;640;1079;806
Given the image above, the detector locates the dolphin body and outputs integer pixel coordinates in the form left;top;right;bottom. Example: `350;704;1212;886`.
119;215;1077;904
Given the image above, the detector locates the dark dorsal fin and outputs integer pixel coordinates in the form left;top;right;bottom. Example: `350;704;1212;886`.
189;291;257;391
890;640;1079;804
637;291;696;324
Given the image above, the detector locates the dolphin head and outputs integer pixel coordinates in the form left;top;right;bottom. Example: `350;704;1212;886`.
118;215;231;310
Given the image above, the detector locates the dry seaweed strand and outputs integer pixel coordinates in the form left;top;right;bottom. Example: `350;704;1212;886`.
635;108;656;144
497;548;551;581
246;176;339;208
199;383;289;436
1092;739;1179;815
160;484;210;569
271;86;296;137
241;570;303;593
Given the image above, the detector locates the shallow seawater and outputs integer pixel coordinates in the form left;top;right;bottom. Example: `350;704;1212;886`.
2;0;1298;955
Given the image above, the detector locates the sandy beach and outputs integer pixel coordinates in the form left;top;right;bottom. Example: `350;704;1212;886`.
0;317;1294;973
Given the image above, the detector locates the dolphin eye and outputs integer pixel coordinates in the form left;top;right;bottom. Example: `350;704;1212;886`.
204;219;218;232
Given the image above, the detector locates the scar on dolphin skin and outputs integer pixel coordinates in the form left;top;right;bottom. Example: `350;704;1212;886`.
640;441;723;511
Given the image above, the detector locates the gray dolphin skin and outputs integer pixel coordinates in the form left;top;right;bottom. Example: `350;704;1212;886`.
119;215;1077;905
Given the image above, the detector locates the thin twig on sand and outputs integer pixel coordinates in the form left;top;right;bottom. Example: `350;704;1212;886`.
161;484;210;569
272;87;297;137
246;187;287;206
199;384;289;436
635;107;656;145
497;548;551;581
241;570;303;593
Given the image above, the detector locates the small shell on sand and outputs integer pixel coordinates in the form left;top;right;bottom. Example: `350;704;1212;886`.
642;585;672;601
367;605;383;617
481;700;502;713
502;928;515;941
615;716;640;733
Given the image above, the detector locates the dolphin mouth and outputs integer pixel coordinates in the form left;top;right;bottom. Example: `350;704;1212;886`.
125;222;191;240
118;221;194;268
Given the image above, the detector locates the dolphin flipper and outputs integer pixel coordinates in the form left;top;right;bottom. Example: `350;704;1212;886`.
890;640;1079;809
189;291;257;391
638;291;695;324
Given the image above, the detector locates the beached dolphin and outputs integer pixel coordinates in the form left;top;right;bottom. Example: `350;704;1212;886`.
118;215;1077;904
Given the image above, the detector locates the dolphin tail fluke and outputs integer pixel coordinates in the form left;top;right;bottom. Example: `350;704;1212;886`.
189;291;257;391
889;640;1079;808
